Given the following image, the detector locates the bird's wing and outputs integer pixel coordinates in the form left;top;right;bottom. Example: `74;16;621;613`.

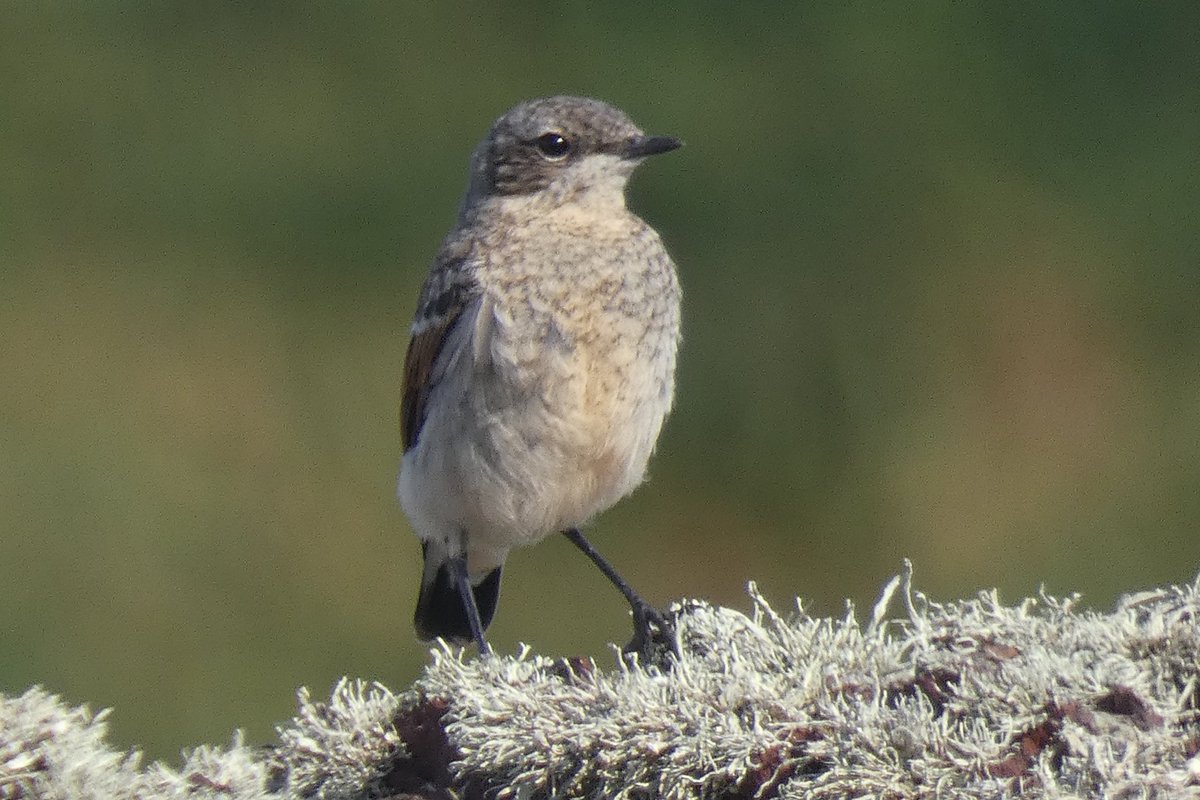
401;255;482;451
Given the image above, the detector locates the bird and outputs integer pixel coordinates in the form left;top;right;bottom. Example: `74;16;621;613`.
397;95;682;657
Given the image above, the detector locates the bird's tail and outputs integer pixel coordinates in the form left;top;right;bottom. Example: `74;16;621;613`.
413;541;502;643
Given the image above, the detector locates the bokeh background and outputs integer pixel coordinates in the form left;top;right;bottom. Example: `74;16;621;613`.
3;1;1198;762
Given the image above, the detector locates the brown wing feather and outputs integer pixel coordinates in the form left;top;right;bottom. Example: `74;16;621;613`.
401;310;463;451
402;240;479;451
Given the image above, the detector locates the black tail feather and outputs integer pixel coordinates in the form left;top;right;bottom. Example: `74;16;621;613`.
414;552;501;643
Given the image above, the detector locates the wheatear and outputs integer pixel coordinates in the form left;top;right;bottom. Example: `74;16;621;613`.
398;96;682;656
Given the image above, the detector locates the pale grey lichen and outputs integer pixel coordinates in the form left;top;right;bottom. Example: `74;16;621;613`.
3;568;1199;799
0;680;400;800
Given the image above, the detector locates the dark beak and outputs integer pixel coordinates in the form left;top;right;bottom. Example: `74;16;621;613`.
624;134;683;159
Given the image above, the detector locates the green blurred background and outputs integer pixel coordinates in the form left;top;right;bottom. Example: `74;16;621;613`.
2;1;1198;762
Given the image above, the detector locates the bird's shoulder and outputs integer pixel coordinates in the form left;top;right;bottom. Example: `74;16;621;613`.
411;234;484;327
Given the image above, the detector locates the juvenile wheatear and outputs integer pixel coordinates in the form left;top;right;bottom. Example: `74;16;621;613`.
398;96;682;656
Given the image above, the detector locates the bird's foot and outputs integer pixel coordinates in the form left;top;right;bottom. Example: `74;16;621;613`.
622;600;677;668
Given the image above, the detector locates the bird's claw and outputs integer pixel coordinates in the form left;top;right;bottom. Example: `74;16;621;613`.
622;601;677;667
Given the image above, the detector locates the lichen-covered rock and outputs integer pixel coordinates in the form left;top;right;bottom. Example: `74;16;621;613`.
3;569;1199;799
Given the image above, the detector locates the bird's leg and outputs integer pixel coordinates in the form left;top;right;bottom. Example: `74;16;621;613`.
562;527;674;662
450;555;493;657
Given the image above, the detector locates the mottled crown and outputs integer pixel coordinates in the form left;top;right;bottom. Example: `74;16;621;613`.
492;96;644;154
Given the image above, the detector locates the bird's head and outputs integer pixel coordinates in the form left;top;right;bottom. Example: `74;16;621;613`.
462;95;681;216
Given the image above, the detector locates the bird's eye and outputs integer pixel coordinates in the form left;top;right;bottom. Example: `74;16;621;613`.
535;132;572;160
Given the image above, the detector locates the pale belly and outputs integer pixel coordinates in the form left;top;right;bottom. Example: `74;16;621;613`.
399;334;670;573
